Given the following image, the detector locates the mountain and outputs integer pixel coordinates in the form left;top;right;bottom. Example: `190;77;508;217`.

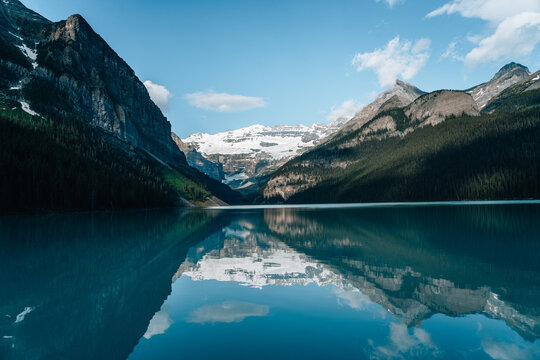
0;0;241;212
181;119;347;194
336;80;426;135
467;62;531;109
482;69;540;113
262;66;540;203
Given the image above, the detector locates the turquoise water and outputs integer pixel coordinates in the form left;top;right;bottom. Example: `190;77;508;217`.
1;203;539;359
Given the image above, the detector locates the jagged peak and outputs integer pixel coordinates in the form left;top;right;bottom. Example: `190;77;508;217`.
493;62;530;80
66;13;87;24
394;79;413;88
392;79;425;94
63;13;93;33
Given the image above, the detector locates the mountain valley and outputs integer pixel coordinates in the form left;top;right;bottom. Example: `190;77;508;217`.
1;0;539;210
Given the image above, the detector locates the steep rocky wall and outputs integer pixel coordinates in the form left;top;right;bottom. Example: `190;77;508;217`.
25;15;187;167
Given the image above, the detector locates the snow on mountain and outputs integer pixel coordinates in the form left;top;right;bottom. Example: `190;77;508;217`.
180;119;348;193
16;42;37;68
183;121;345;161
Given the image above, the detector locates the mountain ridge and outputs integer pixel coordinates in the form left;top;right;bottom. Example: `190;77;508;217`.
336;80;426;136
467;62;530;109
261;66;540;203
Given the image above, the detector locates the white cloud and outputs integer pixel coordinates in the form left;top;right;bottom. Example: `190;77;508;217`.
465;12;540;66
440;41;464;61
427;0;540;23
372;323;439;359
482;339;540;360
427;0;540;66
466;34;484;44
352;36;430;88
327;99;364;124
185;91;266;112
376;0;403;9
143;309;173;339
334;287;371;310
186;302;269;324
144;80;172;113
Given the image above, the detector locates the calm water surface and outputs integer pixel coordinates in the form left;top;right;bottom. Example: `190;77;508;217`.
1;203;539;359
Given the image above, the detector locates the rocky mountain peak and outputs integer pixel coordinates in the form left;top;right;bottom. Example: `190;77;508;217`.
335;80;425;135
49;14;94;43
468;62;531;109
493;62;530;80
0;2;188;168
391;79;426;100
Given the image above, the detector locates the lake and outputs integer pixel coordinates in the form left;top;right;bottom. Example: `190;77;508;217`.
1;203;539;359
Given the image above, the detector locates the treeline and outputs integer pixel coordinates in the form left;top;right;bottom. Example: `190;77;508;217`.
274;91;540;204
0;108;211;214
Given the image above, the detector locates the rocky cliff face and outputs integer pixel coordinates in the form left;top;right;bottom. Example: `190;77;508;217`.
0;1;187;168
405;90;479;127
467;62;530;109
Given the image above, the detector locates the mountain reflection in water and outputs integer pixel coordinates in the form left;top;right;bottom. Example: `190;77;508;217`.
1;204;539;359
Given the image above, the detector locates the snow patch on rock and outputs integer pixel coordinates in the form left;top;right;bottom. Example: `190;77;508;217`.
20;101;40;116
16;43;38;69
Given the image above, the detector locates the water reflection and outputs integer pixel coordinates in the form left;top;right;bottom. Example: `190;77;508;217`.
0;209;224;360
263;206;540;340
140;204;539;360
0;204;539;359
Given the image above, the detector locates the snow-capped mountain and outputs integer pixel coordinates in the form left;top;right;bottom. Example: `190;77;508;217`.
181;118;347;192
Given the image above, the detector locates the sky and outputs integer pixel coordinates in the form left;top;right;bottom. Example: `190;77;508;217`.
20;0;540;137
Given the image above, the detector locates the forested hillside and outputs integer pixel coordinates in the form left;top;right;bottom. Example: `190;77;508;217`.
0;108;232;214
262;89;540;203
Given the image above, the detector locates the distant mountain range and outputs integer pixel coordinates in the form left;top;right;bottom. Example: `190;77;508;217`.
0;0;241;213
180;119;347;194
180;63;539;201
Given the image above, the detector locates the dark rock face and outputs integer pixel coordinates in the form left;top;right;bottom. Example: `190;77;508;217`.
0;0;49;39
172;132;224;181
0;1;187;168
36;15;187;166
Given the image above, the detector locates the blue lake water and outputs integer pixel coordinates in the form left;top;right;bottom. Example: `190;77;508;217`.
1;203;539;359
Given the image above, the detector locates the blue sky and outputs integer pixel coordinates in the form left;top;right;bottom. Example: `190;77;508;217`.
21;0;540;137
